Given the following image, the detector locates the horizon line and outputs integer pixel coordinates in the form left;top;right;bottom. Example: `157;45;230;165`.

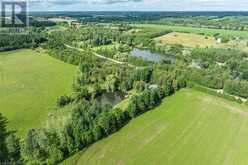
29;10;248;12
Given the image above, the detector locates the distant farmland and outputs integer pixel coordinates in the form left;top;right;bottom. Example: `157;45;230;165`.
0;49;77;137
135;24;248;38
72;89;248;165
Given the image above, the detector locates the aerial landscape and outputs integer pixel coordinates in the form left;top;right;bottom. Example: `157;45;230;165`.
1;0;248;164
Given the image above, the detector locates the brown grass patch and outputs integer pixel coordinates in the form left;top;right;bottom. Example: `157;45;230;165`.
156;32;218;48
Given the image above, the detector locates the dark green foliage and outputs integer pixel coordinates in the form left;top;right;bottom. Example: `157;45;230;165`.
241;70;248;81
0;33;46;51
191;48;245;64
127;82;184;118
45;25;133;49
185;47;248;99
0;114;8;163
188;69;224;89
224;80;248;98
5;134;21;165
57;96;71;107
29;18;56;27
22;100;128;164
131;27;172;47
134;81;146;92
131;68;153;83
0;114;21;165
190;83;243;104
48;48;99;66
22;129;64;164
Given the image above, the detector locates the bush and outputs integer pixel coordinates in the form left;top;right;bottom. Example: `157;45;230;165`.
188;70;224;89
224;80;248;98
57;95;71;107
189;83;243;104
133;81;146;92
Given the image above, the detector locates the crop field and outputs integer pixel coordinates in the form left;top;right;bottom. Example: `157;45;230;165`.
72;88;248;165
135;24;248;39
0;49;77;137
156;32;217;48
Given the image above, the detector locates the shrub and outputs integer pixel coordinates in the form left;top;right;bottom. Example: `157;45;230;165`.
57;96;71;107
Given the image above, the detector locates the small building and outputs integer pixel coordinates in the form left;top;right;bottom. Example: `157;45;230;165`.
217;38;222;43
148;84;158;90
71;21;81;28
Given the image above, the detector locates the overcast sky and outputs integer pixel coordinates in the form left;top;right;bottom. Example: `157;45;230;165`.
29;0;248;11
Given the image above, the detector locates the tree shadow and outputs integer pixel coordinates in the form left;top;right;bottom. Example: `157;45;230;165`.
0;113;10;162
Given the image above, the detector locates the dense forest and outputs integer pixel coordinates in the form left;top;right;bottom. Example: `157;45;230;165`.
0;32;46;51
0;114;21;165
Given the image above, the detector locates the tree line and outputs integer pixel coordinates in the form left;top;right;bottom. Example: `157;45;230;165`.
20;76;186;165
0;32;46;51
0;114;21;165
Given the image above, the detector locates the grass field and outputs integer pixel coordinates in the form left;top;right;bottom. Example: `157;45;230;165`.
156;32;217;48
135;24;248;39
71;88;248;165
46;25;67;33
0;49;77;137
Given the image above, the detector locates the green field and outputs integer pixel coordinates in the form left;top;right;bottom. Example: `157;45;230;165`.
71;88;248;165
135;24;248;38
0;49;77;137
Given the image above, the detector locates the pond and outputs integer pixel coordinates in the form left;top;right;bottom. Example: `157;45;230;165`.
97;91;127;106
130;48;176;63
130;48;164;62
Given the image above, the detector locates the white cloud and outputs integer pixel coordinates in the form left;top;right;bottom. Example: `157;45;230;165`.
28;0;248;11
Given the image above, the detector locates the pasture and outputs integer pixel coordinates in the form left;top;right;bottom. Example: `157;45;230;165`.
72;88;248;165
0;49;77;137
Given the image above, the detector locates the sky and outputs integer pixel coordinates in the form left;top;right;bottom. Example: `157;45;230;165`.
28;0;248;11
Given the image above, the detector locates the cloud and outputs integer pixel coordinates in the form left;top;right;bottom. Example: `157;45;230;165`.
30;0;143;6
50;0;83;5
98;0;143;4
28;0;248;11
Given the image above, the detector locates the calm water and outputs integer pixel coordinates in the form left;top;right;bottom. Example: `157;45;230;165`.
97;91;126;106
130;48;164;62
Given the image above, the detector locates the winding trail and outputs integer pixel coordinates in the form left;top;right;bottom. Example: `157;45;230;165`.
65;44;136;68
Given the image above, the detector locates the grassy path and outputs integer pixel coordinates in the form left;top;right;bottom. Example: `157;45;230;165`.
65;44;136;67
64;44;152;69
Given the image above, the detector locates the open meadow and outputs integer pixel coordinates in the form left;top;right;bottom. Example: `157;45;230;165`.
0;49;77;137
70;88;248;165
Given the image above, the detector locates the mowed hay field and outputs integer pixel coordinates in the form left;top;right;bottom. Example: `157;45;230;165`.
0;49;77;137
73;89;248;165
156;32;218;48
